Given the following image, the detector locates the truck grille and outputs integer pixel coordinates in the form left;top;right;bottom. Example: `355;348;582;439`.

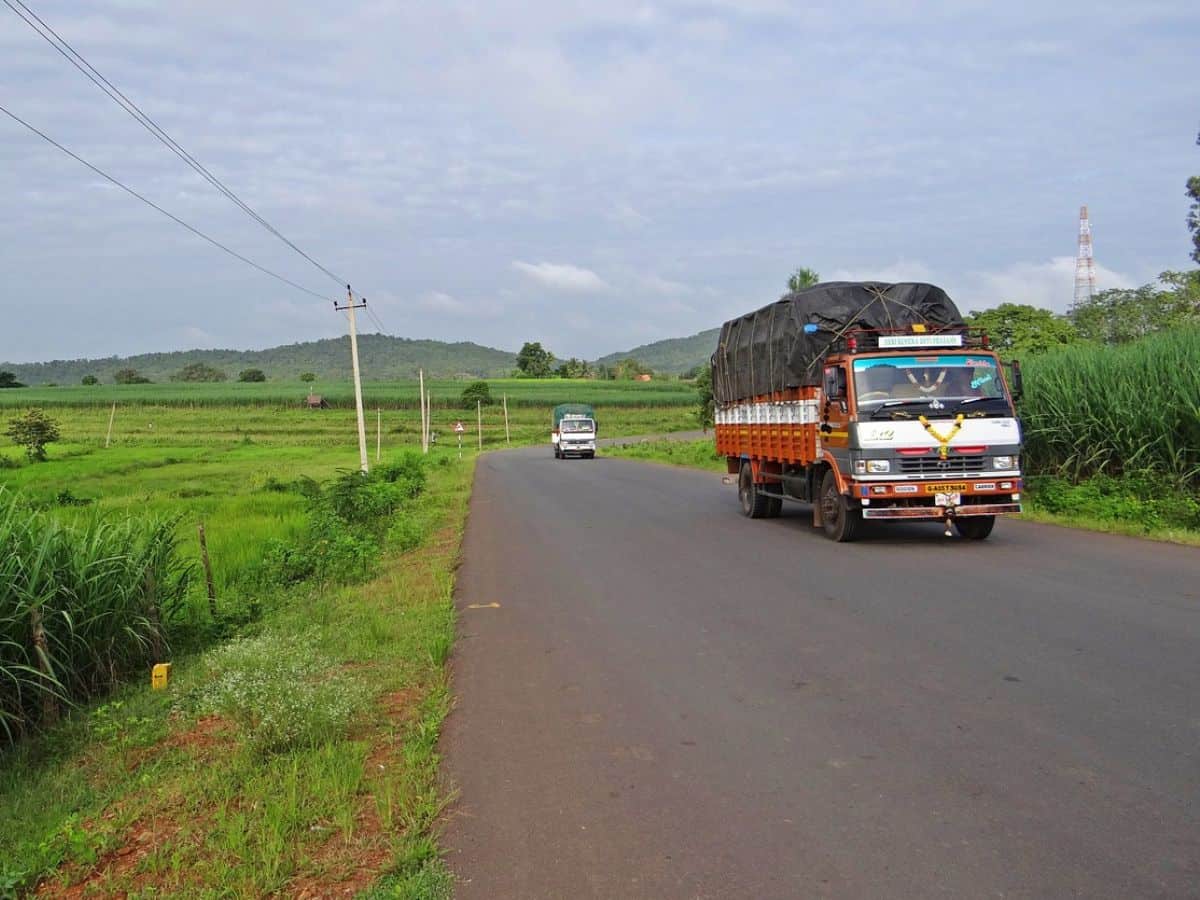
898;455;986;476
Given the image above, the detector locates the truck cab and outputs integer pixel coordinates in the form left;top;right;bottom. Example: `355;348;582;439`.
552;409;597;459
816;329;1023;538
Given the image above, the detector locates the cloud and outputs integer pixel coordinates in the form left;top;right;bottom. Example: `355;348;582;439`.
826;261;938;285
641;274;690;296
829;257;1139;315
511;261;608;293
417;291;471;315
956;257;1136;314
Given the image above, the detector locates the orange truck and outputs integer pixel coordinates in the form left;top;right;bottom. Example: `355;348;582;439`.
712;281;1024;541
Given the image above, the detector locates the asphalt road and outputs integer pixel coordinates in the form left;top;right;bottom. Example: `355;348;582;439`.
441;447;1200;899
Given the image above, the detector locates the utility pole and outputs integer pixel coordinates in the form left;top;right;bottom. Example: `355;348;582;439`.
335;284;370;473
419;369;428;453
477;399;483;450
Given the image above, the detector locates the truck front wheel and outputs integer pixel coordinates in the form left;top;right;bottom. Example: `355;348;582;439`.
954;515;995;540
738;462;772;519
820;469;860;542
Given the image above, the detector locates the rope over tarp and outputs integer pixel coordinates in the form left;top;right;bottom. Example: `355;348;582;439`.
710;281;964;404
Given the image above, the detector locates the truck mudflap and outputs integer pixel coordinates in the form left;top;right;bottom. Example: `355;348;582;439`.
861;502;1022;520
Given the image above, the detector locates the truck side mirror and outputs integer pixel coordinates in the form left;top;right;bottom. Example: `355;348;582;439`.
823;366;847;401
1008;360;1024;402
823;366;848;418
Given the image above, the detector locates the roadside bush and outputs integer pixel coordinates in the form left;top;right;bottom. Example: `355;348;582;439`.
326;470;408;528
1027;473;1200;533
377;450;427;498
388;514;427;552
190;631;369;755
260;454;429;588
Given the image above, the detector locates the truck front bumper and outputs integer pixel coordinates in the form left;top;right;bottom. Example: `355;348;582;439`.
852;478;1023;520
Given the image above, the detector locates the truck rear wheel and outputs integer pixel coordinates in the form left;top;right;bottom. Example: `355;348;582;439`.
820;469;860;542
738;462;772;519
954;515;995;540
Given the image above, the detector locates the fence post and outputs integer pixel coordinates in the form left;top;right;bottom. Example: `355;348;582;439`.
198;522;218;620
29;606;58;726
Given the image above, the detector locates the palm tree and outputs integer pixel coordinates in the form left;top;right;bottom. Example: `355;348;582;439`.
788;267;820;292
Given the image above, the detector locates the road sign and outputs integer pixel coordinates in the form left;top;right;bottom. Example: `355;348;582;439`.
454;421;465;433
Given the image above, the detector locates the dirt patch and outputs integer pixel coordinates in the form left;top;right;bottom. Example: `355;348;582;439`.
125;713;234;771
36;816;182;899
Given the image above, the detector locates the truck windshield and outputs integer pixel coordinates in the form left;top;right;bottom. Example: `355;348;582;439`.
560;419;595;433
852;355;1011;417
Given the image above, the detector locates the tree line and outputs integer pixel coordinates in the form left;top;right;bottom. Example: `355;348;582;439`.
513;341;656;380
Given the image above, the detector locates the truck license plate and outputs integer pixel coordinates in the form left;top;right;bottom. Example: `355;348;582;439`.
935;492;961;508
924;482;967;494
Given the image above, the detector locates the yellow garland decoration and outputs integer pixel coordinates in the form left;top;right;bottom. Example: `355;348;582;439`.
918;413;965;459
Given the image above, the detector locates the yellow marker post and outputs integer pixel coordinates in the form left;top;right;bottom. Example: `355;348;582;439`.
151;662;172;690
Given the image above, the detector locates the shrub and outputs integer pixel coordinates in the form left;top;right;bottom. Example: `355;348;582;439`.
377;450;427;499
80;375;98;386
170;363;227;383
299;372;317;383
113;368;151;384
388;514;426;552
238;368;267;383
5;408;60;462
461;380;493;407
0;372;24;389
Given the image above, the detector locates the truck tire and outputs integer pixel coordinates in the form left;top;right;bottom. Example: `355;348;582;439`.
738;462;772;519
820;469;860;542
954;515;995;540
766;495;783;518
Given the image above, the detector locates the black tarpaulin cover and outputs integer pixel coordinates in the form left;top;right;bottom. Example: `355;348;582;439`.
711;282;964;403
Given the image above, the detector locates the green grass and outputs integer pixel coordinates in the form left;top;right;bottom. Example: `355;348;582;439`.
0;445;473;897
604;436;726;472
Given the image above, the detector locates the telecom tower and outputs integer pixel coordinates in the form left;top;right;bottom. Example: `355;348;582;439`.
1073;205;1096;307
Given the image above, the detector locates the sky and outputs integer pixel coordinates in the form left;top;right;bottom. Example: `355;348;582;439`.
1;0;1197;363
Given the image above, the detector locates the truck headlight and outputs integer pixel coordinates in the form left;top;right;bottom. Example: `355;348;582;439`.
993;455;1014;470
866;459;890;473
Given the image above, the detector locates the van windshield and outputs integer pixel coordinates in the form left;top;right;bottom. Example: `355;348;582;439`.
852;355;1011;417
560;419;595;433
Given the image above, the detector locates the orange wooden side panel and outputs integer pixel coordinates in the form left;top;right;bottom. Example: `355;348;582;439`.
714;387;820;466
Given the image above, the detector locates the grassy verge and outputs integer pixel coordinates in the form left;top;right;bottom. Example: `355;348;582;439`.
603;439;1200;545
0;452;472;898
603;436;725;472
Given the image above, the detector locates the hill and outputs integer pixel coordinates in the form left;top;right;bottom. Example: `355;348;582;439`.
1;334;518;385
594;328;720;375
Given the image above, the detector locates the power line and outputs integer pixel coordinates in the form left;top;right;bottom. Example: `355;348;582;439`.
0;102;333;302
3;0;348;289
364;304;390;335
